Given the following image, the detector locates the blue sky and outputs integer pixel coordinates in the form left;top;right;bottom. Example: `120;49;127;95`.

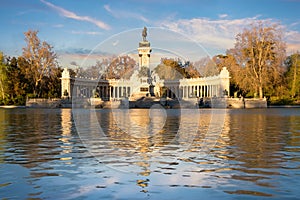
0;0;299;67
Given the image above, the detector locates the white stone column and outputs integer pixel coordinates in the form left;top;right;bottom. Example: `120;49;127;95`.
185;86;188;99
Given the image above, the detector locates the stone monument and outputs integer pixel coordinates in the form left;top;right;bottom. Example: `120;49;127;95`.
129;27;154;100
138;27;152;69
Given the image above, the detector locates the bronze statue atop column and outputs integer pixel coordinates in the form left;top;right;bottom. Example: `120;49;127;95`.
142;27;147;41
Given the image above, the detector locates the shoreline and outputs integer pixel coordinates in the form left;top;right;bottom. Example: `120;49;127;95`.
1;105;300;109
0;105;27;109
268;105;300;108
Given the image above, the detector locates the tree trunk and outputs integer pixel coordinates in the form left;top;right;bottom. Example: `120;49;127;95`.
259;86;263;99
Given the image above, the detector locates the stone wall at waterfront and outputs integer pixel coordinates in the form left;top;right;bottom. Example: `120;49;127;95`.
226;98;267;108
26;98;72;108
26;97;268;109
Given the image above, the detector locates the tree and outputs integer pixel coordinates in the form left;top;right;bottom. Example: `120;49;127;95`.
194;56;219;77
21;30;58;97
0;52;8;101
103;55;136;79
228;22;286;98
154;58;200;80
213;54;242;97
6;56;28;104
138;66;150;77
285;53;300;99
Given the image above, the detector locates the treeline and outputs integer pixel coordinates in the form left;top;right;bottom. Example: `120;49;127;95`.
215;22;300;104
1;21;299;105
0;30;61;105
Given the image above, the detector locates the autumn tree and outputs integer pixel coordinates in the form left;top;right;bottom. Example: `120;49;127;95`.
138;66;150;77
285;53;300;99
194;56;219;77
213;54;242;97
228;22;286;98
154;58;200;80
103;55;136;79
20;30;58;97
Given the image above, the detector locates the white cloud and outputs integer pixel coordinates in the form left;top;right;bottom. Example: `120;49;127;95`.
41;0;110;30
53;24;64;28
218;14;228;19
103;4;112;13
71;31;102;35
104;4;149;23
157;17;300;54
285;30;300;53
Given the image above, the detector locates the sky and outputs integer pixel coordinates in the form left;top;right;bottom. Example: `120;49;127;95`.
0;0;299;67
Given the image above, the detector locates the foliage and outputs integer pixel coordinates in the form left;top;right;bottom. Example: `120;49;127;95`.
194;56;219;77
154;58;200;80
138;66;150;77
21;30;58;97
103;55;136;79
227;22;286;98
0;30;61;105
0;52;8;103
285;53;300;99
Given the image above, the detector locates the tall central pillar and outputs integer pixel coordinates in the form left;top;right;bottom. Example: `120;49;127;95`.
138;41;151;69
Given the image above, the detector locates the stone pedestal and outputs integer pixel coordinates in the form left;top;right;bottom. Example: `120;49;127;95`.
138;41;151;69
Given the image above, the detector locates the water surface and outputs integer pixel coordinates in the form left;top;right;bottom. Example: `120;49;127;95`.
0;108;299;199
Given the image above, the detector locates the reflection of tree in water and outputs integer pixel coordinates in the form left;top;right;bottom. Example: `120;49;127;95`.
226;111;287;168
2;109;61;169
211;109;293;188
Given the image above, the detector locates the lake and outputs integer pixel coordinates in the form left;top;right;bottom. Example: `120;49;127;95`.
0;108;299;199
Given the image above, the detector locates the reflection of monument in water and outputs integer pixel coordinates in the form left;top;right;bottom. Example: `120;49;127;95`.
61;27;230;107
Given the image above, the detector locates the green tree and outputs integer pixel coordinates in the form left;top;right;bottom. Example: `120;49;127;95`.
6;56;27;104
285;53;300;99
228;22;286;98
0;52;8;102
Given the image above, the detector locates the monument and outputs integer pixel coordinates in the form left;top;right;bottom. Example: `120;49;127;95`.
138;27;152;69
129;27;154;100
60;27;233;108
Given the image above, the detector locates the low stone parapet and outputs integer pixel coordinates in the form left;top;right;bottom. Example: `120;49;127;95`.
26;98;61;108
227;98;245;108
244;98;267;108
226;98;267;108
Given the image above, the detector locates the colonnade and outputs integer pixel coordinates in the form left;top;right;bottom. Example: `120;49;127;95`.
67;79;228;100
61;67;230;101
164;84;220;99
110;86;131;99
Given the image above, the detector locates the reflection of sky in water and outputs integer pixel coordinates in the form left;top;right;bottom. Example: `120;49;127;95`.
0;108;300;199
